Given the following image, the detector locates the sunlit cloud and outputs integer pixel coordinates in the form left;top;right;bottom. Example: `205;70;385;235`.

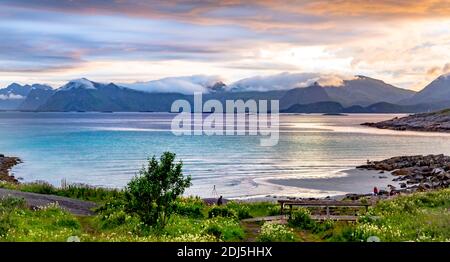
230;72;355;91
0;1;449;90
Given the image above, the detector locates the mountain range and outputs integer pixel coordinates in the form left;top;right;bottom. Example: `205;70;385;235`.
1;73;449;113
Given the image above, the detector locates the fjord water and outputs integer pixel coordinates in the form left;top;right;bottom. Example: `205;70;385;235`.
1;112;450;198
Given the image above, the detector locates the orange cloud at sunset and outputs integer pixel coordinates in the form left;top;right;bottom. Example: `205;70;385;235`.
0;0;449;91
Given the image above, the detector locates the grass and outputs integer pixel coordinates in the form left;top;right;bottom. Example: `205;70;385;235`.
326;189;450;242
362;189;449;241
1;199;82;241
0;185;449;242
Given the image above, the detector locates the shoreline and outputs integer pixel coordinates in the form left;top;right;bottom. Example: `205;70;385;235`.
2;153;449;202
362;109;450;133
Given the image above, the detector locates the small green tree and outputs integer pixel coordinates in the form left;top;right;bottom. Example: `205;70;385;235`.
124;152;192;227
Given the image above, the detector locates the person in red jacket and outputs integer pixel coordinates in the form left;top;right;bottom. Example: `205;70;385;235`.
373;186;379;196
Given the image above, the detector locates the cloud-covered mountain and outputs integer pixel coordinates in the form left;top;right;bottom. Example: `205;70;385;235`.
18;84;55;111
404;74;450;106
0;83;32;110
120;75;225;94
229;73;415;107
229;72;348;92
38;79;187;112
2;73;447;113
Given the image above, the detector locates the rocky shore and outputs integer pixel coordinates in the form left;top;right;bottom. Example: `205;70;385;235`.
0;154;21;183
362;109;450;132
357;154;450;194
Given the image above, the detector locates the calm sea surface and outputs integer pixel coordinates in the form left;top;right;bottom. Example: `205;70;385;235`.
1;112;450;198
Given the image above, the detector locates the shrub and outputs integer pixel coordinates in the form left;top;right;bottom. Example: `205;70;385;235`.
257;222;296;242
94;199;144;234
99;209;140;229
208;206;236;219
124;152;192;227
174;197;205;219
58;184;122;202
318;219;335;232
205;224;222;239
268;205;281;216
20;181;57;195
207;202;255;220
0;197;26;236
202;217;244;241
225;202;252;219
288;208;317;230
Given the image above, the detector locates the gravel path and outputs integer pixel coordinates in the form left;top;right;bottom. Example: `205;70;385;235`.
0;188;96;216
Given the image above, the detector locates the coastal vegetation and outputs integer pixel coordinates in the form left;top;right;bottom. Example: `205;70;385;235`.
0;186;449;242
0;152;449;242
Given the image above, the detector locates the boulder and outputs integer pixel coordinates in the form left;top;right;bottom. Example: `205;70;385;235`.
392;168;412;176
413;174;424;180
432;168;445;175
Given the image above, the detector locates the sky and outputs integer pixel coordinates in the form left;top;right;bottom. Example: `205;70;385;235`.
0;0;450;90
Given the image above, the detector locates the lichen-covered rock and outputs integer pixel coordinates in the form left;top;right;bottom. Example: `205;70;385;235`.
357;154;450;192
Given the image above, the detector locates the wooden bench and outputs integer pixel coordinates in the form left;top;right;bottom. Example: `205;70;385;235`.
278;200;371;221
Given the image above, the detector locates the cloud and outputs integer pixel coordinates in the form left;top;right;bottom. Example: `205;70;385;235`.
0;94;25;100
444;63;450;74
427;66;441;76
427;63;450;77
120;75;222;94
301;75;351;87
230;72;353;91
0;1;449;90
4;1;450;29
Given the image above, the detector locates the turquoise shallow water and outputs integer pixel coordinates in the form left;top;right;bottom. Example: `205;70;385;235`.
1;112;450;198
